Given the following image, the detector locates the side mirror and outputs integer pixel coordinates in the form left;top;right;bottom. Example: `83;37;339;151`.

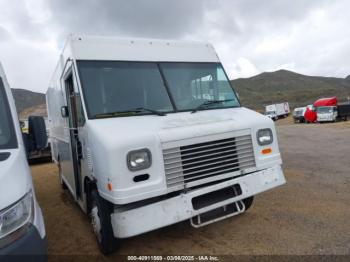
61;106;69;118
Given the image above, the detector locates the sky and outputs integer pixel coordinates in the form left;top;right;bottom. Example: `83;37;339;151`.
0;0;349;93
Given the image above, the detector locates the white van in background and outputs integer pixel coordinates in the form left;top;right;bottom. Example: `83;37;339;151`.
293;107;306;123
0;64;47;259
47;35;286;254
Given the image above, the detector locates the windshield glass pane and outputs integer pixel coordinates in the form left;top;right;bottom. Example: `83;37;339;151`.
77;61;174;118
159;63;239;111
0;77;17;149
317;107;333;113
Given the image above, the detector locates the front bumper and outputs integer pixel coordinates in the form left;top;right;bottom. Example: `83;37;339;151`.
317;118;335;122
0;225;47;260
111;165;285;238
293;116;304;121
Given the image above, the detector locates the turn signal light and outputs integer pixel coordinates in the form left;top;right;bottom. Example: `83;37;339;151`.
107;183;112;191
262;148;272;155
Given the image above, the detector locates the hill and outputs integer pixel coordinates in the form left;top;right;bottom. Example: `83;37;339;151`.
19;103;47;119
232;70;350;110
11;88;46;115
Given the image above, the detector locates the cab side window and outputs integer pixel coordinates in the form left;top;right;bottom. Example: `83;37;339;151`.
73;72;86;127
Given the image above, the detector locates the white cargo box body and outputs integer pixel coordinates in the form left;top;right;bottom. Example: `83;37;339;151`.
61;35;220;63
265;102;290;117
46;35;285;251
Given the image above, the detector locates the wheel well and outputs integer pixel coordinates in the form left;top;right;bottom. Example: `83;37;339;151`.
57;154;60;165
84;177;97;213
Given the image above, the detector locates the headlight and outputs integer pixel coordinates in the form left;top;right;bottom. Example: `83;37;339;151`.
257;128;273;146
127;149;152;171
0;191;33;240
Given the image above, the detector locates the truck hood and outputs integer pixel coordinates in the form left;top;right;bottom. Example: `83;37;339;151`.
85;107;279;204
0;149;32;210
87;107;271;144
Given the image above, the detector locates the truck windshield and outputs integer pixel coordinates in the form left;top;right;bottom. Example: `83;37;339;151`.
294;109;303;116
77;61;239;119
159;63;239;111
0;77;17;149
317;107;333;113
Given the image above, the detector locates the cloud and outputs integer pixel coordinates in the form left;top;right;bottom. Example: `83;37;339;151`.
47;0;207;40
0;0;349;92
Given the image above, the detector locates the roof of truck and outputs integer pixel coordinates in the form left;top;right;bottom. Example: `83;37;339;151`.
313;97;337;107
63;35;220;63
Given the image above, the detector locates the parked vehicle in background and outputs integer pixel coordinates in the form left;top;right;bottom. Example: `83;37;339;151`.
317;106;338;122
304;97;337;123
304;104;317;123
293;107;306;123
22;116;52;162
336;103;350;121
46;35;286;254
20;119;29;133
0;63;47;259
265;102;290;121
312;97;350;123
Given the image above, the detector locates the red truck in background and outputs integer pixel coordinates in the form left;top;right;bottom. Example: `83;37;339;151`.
304;97;337;123
303;97;350;123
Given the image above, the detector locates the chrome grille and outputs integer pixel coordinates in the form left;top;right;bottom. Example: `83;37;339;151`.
163;135;256;189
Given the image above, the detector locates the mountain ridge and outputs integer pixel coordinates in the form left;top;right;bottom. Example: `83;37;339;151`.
11;88;46;114
231;70;350;110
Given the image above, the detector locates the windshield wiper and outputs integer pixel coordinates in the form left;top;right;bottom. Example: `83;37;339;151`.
135;107;166;116
191;99;234;113
94;107;166;119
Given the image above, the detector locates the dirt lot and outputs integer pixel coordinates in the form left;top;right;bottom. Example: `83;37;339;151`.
30;118;350;260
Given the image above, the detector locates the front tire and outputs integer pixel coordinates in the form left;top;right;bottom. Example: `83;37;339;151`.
242;196;254;211
90;190;118;255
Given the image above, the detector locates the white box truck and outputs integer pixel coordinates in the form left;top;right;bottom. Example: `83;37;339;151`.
265;102;290;121
0;63;47;258
46;35;286;254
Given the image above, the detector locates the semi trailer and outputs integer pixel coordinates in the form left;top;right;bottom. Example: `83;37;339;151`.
45;35;286;254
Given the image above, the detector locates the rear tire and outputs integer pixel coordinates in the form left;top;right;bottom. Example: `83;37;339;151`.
90;190;118;255
242;196;254;211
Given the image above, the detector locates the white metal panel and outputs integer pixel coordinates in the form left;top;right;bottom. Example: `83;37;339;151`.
68;35;220;62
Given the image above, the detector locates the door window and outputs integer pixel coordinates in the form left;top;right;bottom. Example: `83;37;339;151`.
0;77;17;149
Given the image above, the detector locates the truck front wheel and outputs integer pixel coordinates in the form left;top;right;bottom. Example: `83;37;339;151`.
90;190;119;255
242;196;254;211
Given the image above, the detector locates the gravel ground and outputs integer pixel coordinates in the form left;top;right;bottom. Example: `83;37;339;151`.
30;119;350;260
